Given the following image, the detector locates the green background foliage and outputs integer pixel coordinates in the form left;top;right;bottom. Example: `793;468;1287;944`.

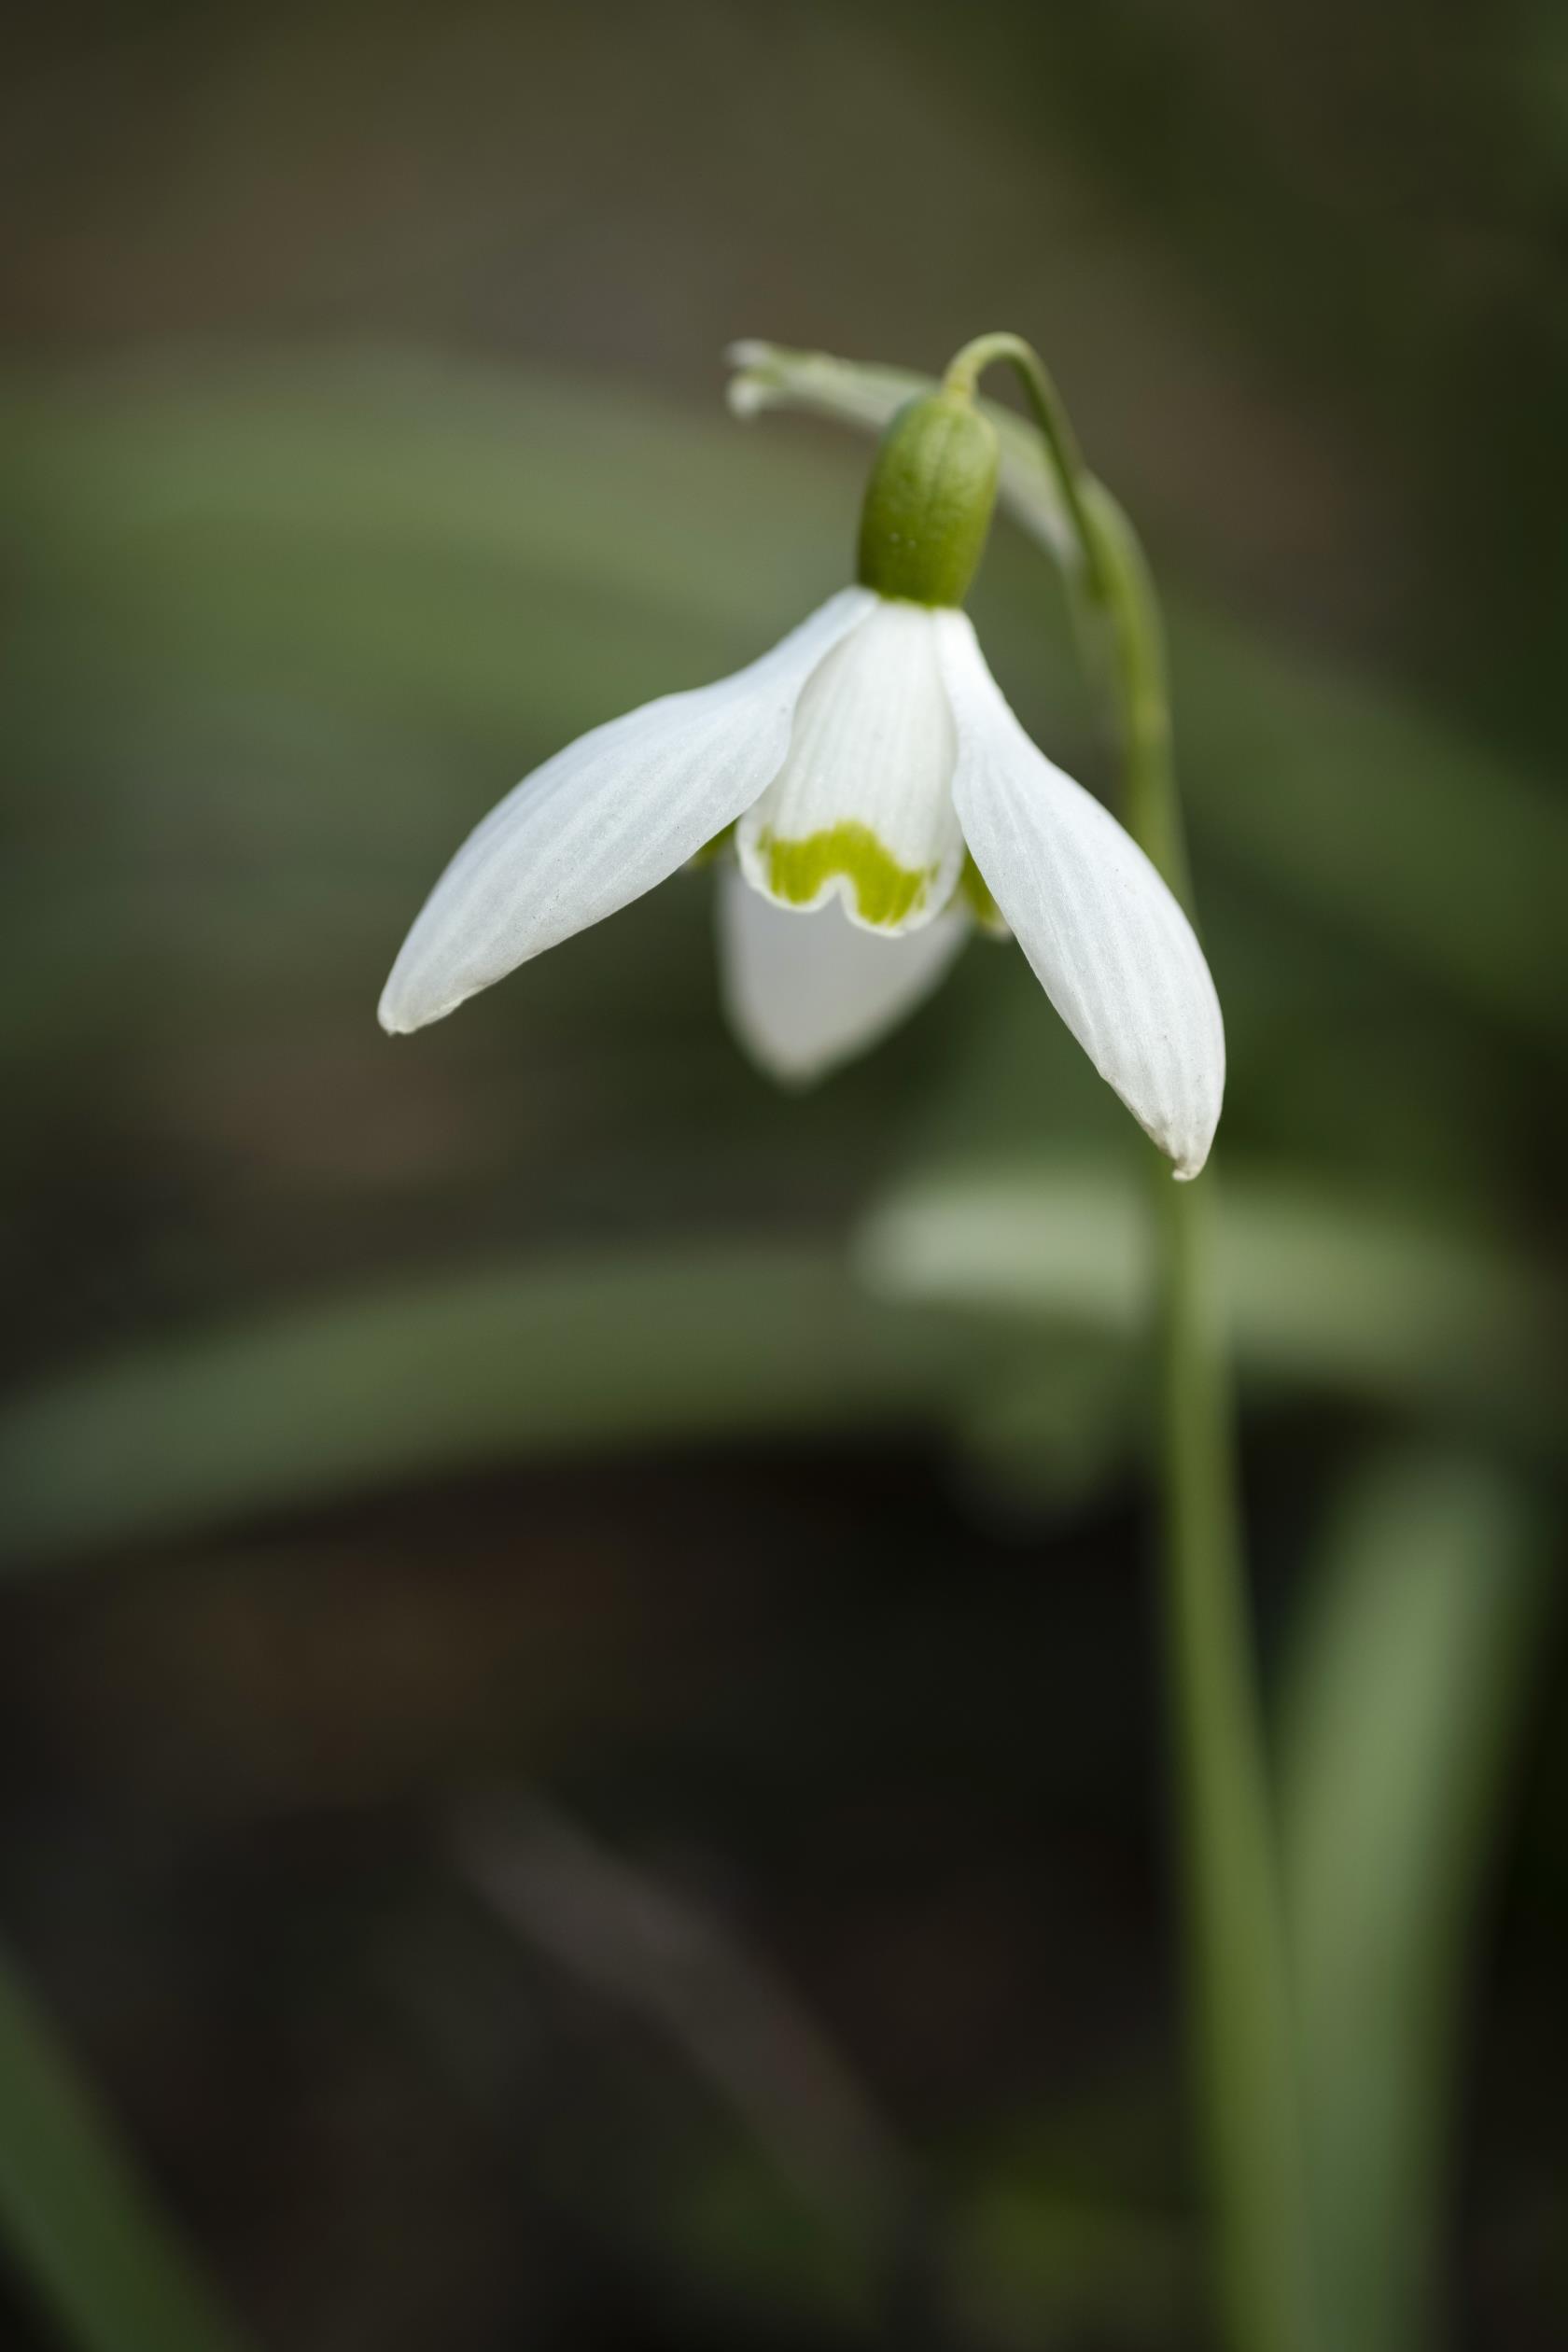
0;4;1563;2348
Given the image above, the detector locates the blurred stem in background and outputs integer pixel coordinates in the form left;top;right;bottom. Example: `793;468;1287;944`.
943;335;1318;2352
1281;1451;1551;2352
0;1936;249;2352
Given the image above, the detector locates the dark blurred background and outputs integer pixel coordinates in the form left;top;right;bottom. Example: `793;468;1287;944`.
1;4;1564;2348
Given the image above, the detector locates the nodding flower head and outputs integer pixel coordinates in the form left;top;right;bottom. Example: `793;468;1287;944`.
379;379;1225;1179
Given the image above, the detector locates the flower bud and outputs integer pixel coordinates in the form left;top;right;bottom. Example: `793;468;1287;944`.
856;391;1000;609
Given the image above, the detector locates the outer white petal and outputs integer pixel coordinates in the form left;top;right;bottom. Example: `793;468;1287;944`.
736;597;964;936
937;613;1225;1179
718;861;967;1085
379;588;875;1032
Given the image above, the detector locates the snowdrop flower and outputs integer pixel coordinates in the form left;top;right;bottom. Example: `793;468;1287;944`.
379;383;1224;1177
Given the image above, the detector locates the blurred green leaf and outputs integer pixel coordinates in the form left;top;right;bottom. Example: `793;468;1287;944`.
0;1937;249;2352
5;1156;1556;1572
1278;1453;1553;2352
1168;601;1567;1050
857;1160;1561;1443
0;1243;997;1573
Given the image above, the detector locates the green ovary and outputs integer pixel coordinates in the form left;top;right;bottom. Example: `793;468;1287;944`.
759;823;936;928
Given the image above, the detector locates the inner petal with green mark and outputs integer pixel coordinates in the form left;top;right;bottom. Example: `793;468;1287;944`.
756;820;939;928
736;597;964;934
959;851;1011;938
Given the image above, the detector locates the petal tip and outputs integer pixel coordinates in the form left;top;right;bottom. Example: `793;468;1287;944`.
1169;1113;1219;1182
377;971;439;1036
742;1047;828;1091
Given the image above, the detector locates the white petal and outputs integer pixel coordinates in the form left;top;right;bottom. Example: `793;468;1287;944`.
736;596;964;936
937;613;1225;1179
379;588;875;1032
718;861;967;1085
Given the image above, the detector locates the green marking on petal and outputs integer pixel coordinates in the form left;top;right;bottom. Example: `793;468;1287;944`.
959;852;1009;937
689;821;736;870
759;822;935;928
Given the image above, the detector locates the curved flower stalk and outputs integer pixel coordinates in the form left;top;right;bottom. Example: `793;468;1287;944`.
379;371;1225;1179
724;335;1319;2352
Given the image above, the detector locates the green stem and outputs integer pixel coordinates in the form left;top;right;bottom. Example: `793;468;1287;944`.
1153;1171;1319;2352
944;333;1108;606
946;335;1317;2352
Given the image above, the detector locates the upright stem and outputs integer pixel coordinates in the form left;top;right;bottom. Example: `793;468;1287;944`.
945;337;1318;2352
